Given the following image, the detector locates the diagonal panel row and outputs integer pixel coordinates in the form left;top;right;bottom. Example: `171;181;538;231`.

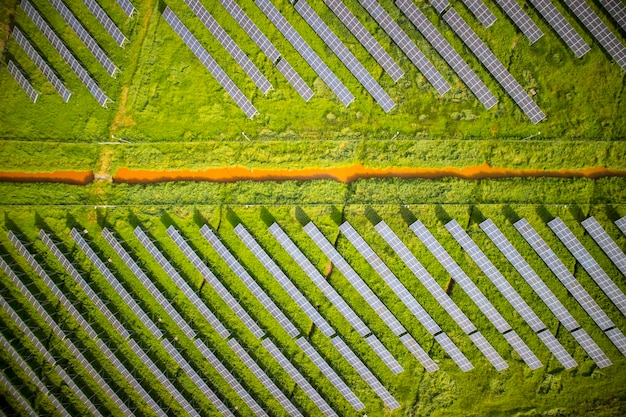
82;0;128;47
7;60;39;102
582;216;626;278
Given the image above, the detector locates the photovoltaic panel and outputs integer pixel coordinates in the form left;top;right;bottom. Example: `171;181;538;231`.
262;338;338;417
536;330;577;368
561;0;626;71
70;228;163;339
268;222;370;336
228;338;304;417
234;223;335;337
323;0;404;82
128;340;200;417
469;332;508;370
605;327;626;356
430;0;450;14
494;0;543;43
434;332;474;371
7;60;39;102
363;334;402;374
526;0;590;57
296;337;365;410
194;339;269;417
502;330;543;369
547;218;626;317
0;372;37;417
331;336;400;409
133;226;229;338
255;0;355;106
304;222;406;337
442;8;545;123
571;328;613;368
617;216;626;236
101;228;196;339
162;7;258;118
82;0;127;46
514;219;616;331
20;0;110;106
581;216;626;277
357;0;451;95
161;339;235;417
294;0;395;112
185;0;272;94
11;26;71;101
396;0;497;109
38;229;130;339
48;0;118;76
166;226;263;338
399;333;439;372
458;0;497;27
200;224;299;337
217;0;314;101
597;0;626;32
115;0;135;17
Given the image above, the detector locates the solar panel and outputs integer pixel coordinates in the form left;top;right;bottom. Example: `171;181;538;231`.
396;0;497;109
82;0;127;46
11;26;71;101
128;340;201;417
514;219;616;331
228;338;304;417
561;0;626;70
536;329;577;368
115;0;135;17
305;222;406;338
430;0;450;14
20;0;110;106
262;338;338;417
194;339;269;417
364;333;403;374
434;332;474;371
294;0;395;112
502;330;543;369
331;336;400;409
616;216;626;236
38;229;131;339
442;9;545;123
185;0;272;94
571;328;612;368
491;0;543;43
268;222;370;337
445;220;547;332
234;223;335;337
201;225;299;337
255;0;355;106
547;218;626;317
525;0;590;57
101;227;197;339
162;7;258;119
398;333;439;372
605;327;626;356
133;226;228;338
71;228;163;339
217;0;314;101
7;60;39;102
323;0;404;82
161;339;235;417
581;216;626;277
166;226;263;338
480;219;580;331
597;0;626;32
0;372;38;417
458;0;497;27
357;0;451;95
469;332;508;370
295;337;365;410
48;0;118;76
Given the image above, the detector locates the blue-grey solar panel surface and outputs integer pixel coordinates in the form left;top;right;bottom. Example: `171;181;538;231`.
0;372;38;417
166;226;264;338
200;224;300;337
134;226;229;338
571;328;613;368
357;0;451;95
48;0;118;76
82;0;127;46
605;327;626;356
262;339;339;417
430;0;450;14
597;0;626;32
20;0;110;106
162;7;258;118
548;218;626;316
442;8;546;123
185;0;272;94
536;330;577;368
234;223;335;337
491;0;543;43
7;60;38;102
618;217;626;236
434;332;474;371
275;58;314;101
228;338;304;417
561;0;626;71
11;26;71;101
323;0;404;82
294;0;395;112
398;333;439;372
115;0;135;17
502;331;543;369
582;217;626;277
365;333;404;374
255;0;354;106
458;0;497;27
469;332;508;370
525;0;590;57
395;0;497;109
296;337;365;410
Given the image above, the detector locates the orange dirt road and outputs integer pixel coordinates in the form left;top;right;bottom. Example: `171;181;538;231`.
0;170;93;185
